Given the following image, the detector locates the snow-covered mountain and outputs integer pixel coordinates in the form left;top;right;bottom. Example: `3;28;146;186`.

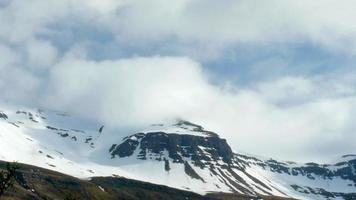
0;102;355;200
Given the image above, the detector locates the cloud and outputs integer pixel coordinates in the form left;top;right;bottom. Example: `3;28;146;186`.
108;0;356;54
26;39;58;68
44;55;213;126
0;44;41;103
193;79;356;162
40;54;356;162
0;44;20;68
3;0;356;58
0;66;40;103
1;0;356;162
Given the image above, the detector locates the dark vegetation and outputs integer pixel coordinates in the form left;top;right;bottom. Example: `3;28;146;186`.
0;162;17;197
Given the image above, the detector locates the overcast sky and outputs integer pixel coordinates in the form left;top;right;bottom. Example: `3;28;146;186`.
1;0;356;162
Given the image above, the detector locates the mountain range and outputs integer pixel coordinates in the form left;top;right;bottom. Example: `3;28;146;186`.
0;102;355;200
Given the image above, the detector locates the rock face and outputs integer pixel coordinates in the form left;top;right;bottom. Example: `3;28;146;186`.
0;111;8;120
109;121;287;196
110;130;237;188
236;154;356;199
110;131;233;165
258;157;356;186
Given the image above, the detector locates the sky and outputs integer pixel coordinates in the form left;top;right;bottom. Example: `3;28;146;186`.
1;0;356;162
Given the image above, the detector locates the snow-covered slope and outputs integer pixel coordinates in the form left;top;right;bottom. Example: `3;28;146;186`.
0;102;355;200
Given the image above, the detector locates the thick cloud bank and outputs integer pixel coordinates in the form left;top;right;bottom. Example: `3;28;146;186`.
40;55;356;162
1;0;356;161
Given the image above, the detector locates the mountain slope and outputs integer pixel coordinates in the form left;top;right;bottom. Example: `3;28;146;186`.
0;160;300;200
0;102;355;200
0;160;216;200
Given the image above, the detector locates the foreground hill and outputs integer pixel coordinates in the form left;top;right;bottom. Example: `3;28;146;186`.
0;161;297;200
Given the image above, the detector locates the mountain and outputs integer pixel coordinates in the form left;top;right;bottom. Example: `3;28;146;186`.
0;102;355;200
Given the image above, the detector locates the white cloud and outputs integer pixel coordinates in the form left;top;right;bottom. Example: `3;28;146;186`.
44;55;214;126
0;66;40;103
1;0;356;162
3;0;356;54
26;39;58;68
256;76;314;105
41;55;356;162
85;0;126;14
108;0;356;54
0;44;40;103
0;45;20;68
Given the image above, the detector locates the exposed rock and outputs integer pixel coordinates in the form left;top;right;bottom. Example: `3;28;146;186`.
110;138;139;158
8;121;20;128
71;129;85;133
58;132;69;137
164;158;170;172
184;161;204;182
99;125;104;133
46;126;58;131
0;111;8;120
85;137;92;143
110;131;233;166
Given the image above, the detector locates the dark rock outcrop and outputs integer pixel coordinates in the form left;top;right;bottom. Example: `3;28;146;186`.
110;131;233;166
184;161;205;182
0;112;8;120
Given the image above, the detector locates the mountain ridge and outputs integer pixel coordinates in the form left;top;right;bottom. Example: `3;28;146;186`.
0;102;355;199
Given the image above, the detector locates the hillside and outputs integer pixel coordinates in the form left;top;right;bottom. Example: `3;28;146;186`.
0;161;297;200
